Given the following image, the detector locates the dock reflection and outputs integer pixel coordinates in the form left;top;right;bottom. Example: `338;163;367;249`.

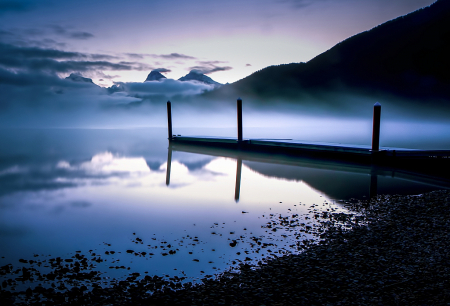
166;143;449;200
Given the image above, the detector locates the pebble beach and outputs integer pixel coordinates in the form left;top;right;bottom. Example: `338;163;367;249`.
1;190;449;305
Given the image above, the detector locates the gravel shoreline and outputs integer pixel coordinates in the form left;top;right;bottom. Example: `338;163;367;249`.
2;190;450;305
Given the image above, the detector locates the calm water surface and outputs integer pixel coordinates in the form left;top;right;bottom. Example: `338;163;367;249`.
0;128;447;286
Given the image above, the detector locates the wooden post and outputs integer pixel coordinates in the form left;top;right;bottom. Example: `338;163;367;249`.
372;102;381;151
237;98;243;142
167;101;173;141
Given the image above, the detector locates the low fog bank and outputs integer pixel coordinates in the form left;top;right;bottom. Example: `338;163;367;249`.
2;65;449;126
1;76;449;149
0;75;218;128
203;84;450;120
176;119;450;150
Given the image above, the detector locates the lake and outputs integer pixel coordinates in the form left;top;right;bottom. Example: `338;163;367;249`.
0;127;448;290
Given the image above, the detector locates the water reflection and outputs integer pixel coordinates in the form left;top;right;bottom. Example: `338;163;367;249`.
169;142;449;201
0;129;345;285
235;158;242;202
166;144;381;200
166;145;172;186
0;128;448;289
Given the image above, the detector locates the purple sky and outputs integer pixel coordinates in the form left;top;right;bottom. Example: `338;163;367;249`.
0;0;436;86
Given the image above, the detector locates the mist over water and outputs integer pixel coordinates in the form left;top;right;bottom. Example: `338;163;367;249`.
1;83;449;149
171;117;450;150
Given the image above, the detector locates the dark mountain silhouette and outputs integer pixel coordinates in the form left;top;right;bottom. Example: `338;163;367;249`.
179;70;222;86
145;70;167;82
206;0;450;109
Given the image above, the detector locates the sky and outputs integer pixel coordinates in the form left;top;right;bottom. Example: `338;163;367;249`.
1;0;444;129
0;0;436;87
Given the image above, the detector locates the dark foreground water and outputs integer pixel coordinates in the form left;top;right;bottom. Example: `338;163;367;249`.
0;127;448;290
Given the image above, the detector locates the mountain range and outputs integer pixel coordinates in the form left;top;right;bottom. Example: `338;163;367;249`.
205;0;450;111
145;69;221;85
65;0;450;116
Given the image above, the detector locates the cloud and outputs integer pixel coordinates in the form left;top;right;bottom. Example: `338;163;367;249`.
116;78;215;98
0;66;66;86
89;53;119;60
96;72;121;80
0;42;152;77
276;0;327;9
156;53;196;60
0;41;116;61
71;201;92;208
154;68;171;73
189;61;233;74
0;77;150;128
0;1;34;13
3;58;149;73
69;31;95;40
0;42;83;59
1;26;94;50
0;30;14;38
125;53;146;59
116;61;152;71
0;51;210;129
0;152;154;197
126;52;194;63
0;44;133;121
48;25;95;40
0;40;214;128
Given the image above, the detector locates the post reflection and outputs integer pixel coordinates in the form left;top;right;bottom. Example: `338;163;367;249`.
166;144;173;186
235;158;242;202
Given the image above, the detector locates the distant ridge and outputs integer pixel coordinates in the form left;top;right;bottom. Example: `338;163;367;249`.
178;70;222;86
143;69;221;86
207;0;450;106
145;70;167;82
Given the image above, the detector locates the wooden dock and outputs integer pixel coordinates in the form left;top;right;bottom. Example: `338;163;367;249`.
166;100;450;180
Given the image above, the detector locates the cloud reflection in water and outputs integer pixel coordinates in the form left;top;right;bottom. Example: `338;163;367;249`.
0;148;340;283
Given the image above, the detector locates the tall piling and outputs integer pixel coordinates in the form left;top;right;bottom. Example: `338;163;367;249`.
372;102;381;151
237;98;243;141
167;101;173;141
